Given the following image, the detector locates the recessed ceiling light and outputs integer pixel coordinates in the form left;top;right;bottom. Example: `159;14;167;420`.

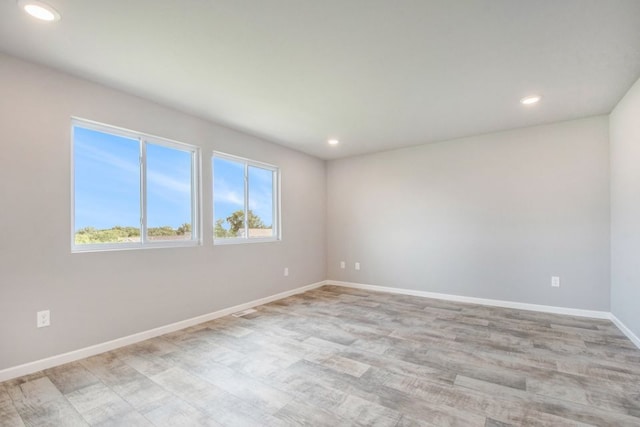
328;139;339;146
18;0;61;22
520;95;541;105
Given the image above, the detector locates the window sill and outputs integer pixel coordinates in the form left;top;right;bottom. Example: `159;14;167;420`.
72;240;201;253
213;237;280;246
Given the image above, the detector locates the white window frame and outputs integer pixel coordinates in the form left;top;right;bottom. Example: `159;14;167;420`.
71;118;202;252
212;151;281;245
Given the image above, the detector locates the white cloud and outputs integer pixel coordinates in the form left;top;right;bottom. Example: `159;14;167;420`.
77;140;191;204
147;170;190;194
214;178;244;205
76;140;138;175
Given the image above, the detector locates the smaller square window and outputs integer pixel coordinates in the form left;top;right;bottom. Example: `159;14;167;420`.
213;152;280;244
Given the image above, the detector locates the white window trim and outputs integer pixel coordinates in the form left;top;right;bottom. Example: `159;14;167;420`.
212;151;281;245
71;117;202;253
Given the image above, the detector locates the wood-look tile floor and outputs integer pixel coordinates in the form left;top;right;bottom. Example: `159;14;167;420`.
2;285;640;427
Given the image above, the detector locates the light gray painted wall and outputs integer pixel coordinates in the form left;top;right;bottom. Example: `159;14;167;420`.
610;76;640;339
0;54;326;370
327;116;611;310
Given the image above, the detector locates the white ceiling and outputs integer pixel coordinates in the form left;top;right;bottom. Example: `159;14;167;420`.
1;1;639;159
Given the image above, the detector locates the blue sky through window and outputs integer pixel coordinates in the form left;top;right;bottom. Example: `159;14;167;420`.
248;165;274;226
213;157;274;228
74;127;140;231
74;126;273;236
146;143;192;229
74;126;193;232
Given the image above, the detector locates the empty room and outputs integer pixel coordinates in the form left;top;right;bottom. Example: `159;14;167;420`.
1;1;640;426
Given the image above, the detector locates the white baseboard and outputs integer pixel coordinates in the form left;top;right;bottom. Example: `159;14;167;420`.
0;281;325;383
327;280;611;319
2;279;638;383
609;314;640;349
327;280;640;350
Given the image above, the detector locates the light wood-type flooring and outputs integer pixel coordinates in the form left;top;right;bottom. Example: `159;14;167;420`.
2;285;640;426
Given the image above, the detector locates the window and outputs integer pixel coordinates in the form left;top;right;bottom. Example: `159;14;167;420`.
72;119;200;251
213;152;279;243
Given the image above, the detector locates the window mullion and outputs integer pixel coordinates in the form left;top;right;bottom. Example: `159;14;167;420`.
273;169;278;238
244;162;249;239
140;139;147;245
191;151;197;242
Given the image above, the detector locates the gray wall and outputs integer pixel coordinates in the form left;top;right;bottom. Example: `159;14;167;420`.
0;54;326;370
610;75;640;339
327;116;611;311
1;50;632;371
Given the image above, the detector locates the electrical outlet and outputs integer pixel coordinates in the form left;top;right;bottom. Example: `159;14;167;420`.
37;310;50;328
284;267;289;277
340;261;345;269
355;262;360;271
551;276;560;288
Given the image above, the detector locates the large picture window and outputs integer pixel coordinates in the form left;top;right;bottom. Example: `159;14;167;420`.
213;152;280;243
72;119;200;251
